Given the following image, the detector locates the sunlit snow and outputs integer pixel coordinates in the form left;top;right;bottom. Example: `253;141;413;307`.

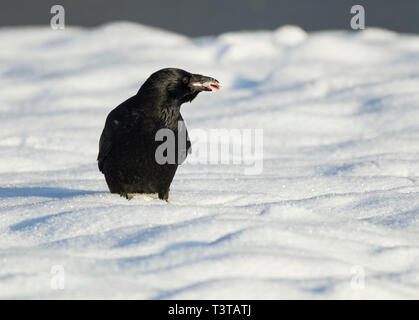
0;23;419;299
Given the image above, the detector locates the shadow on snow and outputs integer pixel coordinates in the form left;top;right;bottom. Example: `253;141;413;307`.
0;186;98;199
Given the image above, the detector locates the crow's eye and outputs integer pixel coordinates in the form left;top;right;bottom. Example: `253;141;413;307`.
182;77;189;84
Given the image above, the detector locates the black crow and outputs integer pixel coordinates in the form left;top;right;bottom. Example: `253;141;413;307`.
97;68;220;200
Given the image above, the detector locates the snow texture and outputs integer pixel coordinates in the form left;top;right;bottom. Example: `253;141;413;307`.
0;23;419;299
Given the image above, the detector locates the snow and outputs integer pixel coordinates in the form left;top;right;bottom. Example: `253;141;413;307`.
1;22;419;299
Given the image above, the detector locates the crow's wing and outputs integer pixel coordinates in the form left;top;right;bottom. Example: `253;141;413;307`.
97;125;112;172
97;98;140;172
176;114;192;165
98;99;191;171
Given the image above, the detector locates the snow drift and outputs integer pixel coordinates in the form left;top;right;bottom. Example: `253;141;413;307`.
0;23;419;299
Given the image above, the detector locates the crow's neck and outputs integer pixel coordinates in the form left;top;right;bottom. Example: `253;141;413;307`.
136;87;184;130
159;102;181;130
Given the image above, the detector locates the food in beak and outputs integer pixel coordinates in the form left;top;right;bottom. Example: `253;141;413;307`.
204;81;220;91
192;79;220;92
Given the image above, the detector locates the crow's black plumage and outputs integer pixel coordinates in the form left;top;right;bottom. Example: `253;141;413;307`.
97;68;219;200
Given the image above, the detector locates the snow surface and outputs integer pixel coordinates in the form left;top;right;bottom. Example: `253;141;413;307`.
1;22;419;299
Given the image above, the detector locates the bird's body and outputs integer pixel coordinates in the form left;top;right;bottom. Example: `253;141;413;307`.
97;68;219;200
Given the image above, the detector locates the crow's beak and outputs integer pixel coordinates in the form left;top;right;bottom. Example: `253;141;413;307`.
190;74;220;92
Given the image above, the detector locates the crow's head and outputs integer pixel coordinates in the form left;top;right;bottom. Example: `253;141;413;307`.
141;68;220;104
